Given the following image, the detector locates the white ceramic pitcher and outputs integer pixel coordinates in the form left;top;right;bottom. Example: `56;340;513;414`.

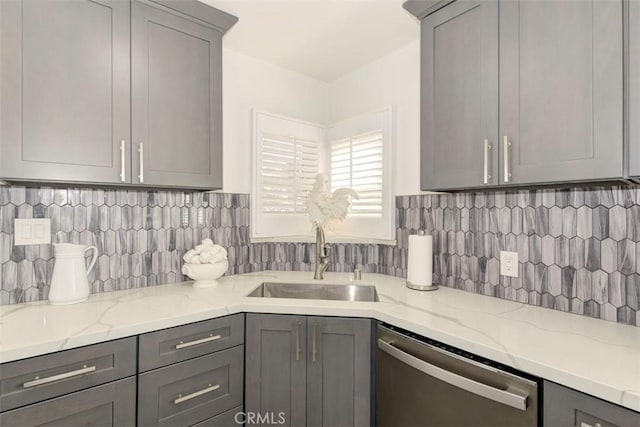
49;243;98;305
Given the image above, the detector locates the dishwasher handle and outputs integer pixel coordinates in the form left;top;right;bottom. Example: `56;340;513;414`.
378;339;528;412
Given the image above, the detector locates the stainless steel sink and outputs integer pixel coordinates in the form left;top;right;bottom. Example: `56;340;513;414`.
246;282;378;302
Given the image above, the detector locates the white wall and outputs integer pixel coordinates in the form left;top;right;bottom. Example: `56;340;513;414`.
221;49;329;194
328;41;421;196
221;41;422;196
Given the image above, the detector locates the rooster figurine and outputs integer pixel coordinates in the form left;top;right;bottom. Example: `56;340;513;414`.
306;174;359;227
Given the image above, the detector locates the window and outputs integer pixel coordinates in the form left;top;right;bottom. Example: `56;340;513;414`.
326;108;394;242
252;108;394;244
330;130;384;216
252;111;324;240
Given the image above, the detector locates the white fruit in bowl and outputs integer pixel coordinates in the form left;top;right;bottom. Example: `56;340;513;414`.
182;261;228;288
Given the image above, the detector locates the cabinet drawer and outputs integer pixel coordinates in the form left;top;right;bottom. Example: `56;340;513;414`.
138;345;244;427
139;314;244;372
544;381;640;426
193;405;243;427
0;337;137;412
0;377;136;426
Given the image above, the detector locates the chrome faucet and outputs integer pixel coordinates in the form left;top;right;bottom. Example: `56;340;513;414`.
314;226;331;280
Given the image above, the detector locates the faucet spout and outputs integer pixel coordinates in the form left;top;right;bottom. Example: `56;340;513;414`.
314;225;330;280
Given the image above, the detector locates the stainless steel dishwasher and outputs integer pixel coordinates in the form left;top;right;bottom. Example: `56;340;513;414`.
377;324;539;427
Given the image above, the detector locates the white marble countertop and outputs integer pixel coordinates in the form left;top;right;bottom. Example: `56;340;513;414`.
1;271;639;412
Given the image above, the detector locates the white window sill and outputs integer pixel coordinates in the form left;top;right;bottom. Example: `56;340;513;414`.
250;235;396;246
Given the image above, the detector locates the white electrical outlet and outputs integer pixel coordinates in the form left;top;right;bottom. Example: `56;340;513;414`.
500;251;519;277
14;218;51;245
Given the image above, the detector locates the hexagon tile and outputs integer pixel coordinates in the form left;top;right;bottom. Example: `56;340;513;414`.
383;186;640;327
1;184;639;327
0;186;379;306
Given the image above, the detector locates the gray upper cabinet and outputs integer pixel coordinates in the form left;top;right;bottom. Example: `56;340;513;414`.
412;0;625;190
131;0;224;189
0;0;236;189
630;0;640;178
420;0;499;190
500;0;623;185
0;0;130;184
245;314;373;427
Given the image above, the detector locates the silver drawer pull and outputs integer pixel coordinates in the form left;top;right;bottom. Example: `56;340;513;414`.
120;140;126;182
175;334;221;350
23;365;96;388
174;383;220;404
138;143;144;183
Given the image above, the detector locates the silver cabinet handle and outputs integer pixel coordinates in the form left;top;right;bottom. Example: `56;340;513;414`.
312;321;317;363
120;140;126;182
295;320;301;361
483;139;492;184
175;334;221;350
138;143;144;183
174;383;220;404
503;136;511;183
378;339;528;411
23;365;96;388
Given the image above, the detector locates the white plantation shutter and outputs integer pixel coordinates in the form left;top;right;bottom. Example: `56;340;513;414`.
330;131;384;216
261;133;319;213
252;111;325;241
252;108;394;243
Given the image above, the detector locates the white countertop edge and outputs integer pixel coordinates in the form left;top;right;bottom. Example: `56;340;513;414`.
0;272;638;413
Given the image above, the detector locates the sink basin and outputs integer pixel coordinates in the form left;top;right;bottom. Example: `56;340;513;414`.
246;282;378;302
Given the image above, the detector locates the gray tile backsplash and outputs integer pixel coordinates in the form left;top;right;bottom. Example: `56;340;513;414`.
384;187;640;327
0;186;377;305
1;185;638;327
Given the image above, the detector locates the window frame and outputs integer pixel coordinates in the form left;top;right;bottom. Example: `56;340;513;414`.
251;108;396;245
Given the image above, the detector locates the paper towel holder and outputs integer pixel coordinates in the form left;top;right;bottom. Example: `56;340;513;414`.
406;230;439;291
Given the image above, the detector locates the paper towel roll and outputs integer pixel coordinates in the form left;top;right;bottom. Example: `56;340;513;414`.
406;232;438;291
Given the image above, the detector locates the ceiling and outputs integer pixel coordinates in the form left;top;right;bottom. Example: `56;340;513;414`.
200;0;420;82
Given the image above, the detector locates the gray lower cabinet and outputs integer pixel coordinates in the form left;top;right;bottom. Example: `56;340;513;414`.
193;405;244;427
138;346;244;427
419;0;499;190
245;314;373;427
0;0;130;184
0;337;137;412
0;377;136;427
245;314;308;427
500;0;623;185
137;314;245;427
306;317;374;427
413;0;625;190
630;0;640;178
544;381;640;426
0;337;137;427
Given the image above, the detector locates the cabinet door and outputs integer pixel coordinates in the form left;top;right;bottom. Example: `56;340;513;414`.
138;347;244;427
420;0;499;190
630;0;640;178
132;0;223;189
0;377;136;427
544;381;640;426
306;317;373;427
0;0;130;184
245;314;307;427
500;0;623;185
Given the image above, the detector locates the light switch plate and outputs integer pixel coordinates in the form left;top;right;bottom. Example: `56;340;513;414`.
500;251;519;277
14;219;51;245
